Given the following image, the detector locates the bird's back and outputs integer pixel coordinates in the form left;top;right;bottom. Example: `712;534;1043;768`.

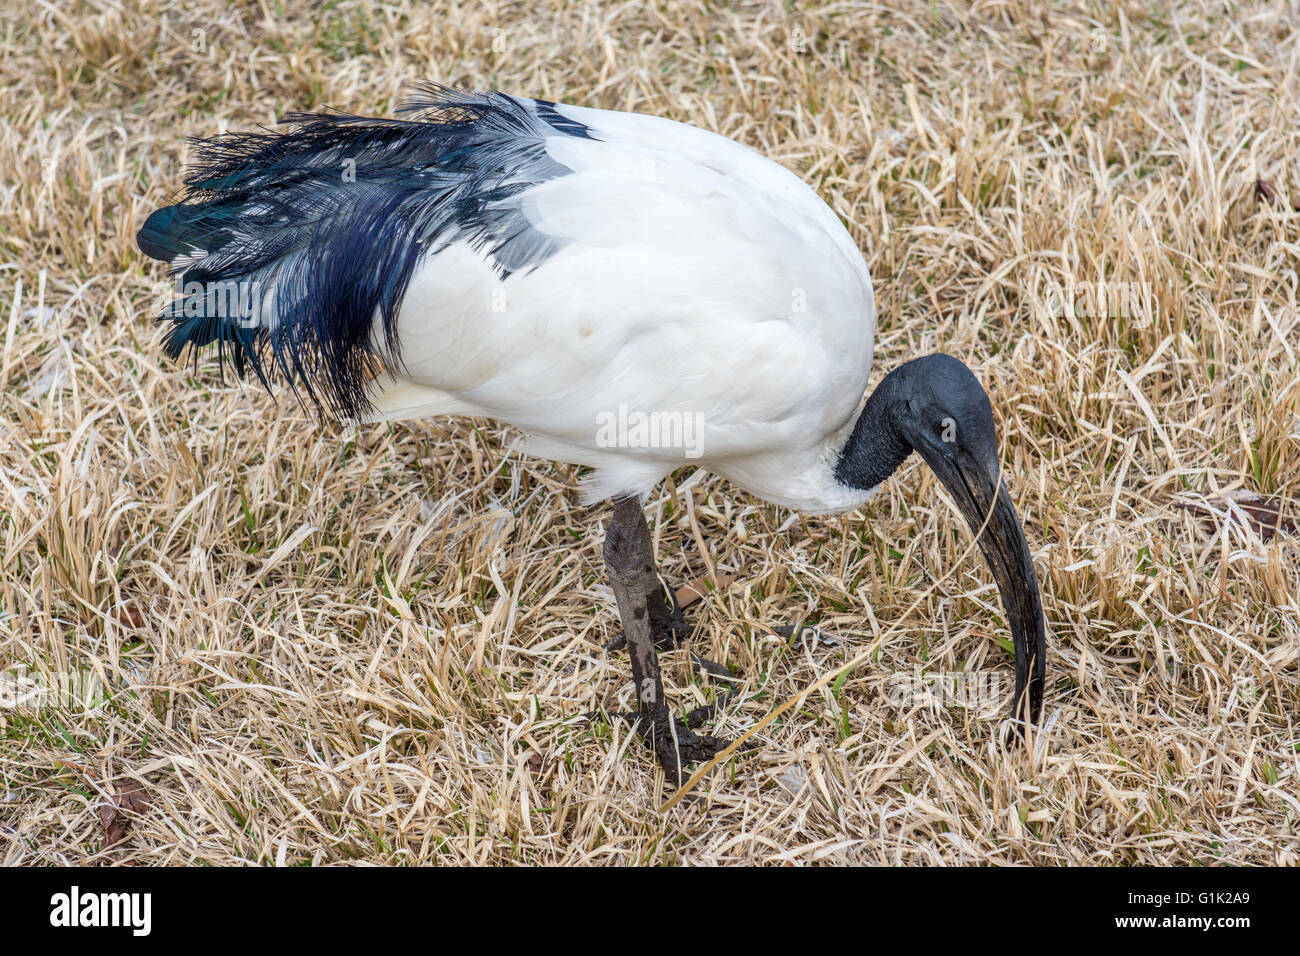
139;88;876;503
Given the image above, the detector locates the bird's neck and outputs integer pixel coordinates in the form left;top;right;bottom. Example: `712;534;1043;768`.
834;368;913;493
710;366;916;514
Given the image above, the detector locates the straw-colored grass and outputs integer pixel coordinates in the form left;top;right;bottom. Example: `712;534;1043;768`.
2;0;1298;865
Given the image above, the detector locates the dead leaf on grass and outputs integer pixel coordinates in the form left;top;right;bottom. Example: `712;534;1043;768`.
101;779;151;848
673;573;740;609
1174;491;1297;541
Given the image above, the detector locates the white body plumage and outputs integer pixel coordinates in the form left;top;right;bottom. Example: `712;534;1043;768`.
368;102;877;511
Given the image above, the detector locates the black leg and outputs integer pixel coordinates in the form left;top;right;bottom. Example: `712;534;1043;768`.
603;516;737;692
602;497;732;783
605;576;692;651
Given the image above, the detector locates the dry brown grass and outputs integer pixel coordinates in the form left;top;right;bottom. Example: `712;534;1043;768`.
2;0;1299;866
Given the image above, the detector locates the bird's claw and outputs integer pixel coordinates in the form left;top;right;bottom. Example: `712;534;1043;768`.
610;705;735;785
590;698;759;785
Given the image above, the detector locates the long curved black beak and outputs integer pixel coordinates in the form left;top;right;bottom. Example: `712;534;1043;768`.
928;454;1046;724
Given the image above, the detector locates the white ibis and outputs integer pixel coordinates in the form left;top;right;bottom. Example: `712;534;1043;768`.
138;86;1046;782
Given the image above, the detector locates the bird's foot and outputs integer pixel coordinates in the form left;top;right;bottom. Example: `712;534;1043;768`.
592;632;743;783
607;704;740;785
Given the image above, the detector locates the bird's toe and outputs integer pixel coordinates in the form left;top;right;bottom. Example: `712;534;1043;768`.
603;705;750;785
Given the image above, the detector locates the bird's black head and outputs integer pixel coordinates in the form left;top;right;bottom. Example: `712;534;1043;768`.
891;353;999;479
837;353;1046;723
